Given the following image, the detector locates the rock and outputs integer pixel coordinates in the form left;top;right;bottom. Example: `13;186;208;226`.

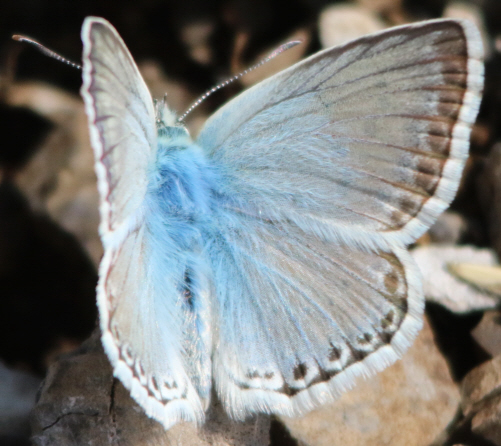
180;21;215;66
281;318;460;446
427;212;468;244
318;3;386;49
470;395;501;444
461;355;501;444
31;331;270;446
412;245;499;313
354;0;407;24
472;311;501;357
478;143;501;260
0;361;41;442
461;354;501;416
5;81;101;266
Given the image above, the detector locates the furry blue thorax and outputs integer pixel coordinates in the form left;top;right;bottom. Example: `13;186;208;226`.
146;126;221;248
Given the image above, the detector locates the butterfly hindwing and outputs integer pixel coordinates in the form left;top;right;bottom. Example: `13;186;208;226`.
208;215;422;417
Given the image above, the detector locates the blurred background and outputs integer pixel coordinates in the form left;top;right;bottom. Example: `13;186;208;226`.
2;0;501;445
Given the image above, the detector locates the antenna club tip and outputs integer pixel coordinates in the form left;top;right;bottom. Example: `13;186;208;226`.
12;35;24;41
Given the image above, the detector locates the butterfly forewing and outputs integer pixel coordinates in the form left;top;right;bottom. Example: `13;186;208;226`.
81;18;157;234
198;19;483;250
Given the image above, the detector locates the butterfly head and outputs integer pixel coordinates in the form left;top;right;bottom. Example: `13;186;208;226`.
154;96;179;129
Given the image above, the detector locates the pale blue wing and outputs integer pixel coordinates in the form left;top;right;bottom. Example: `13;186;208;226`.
208;214;422;417
81;17;210;428
198;19;484;251
81;17;157;234
199;20;483;417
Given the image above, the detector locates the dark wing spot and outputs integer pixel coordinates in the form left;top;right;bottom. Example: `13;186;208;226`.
246;370;260;379
329;343;342;361
400;196;420;217
347;343;369;361
357;332;373;345
415;157;443;195
136;360;146;379
151;376;160;392
164;380;178;389
384;271;400;295
381;310;395;329
123;345;133;364
293;363;308;380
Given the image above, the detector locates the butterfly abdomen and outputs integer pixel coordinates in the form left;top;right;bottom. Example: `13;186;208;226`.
139;126;215;404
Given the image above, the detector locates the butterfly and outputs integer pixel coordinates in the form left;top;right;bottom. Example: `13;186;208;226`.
80;16;484;429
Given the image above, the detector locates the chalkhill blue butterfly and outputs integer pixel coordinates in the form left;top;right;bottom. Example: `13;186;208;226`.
79;16;484;429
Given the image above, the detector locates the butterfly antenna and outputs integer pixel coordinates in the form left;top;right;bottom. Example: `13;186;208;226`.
178;40;301;123
12;35;82;70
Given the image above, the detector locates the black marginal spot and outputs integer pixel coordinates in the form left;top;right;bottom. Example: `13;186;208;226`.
151;376;160;392
164;380;178;390
123;346;133;364
357;333;374;345
281;382;295;396
328;343;342;361
285;364;340;396
378;328;394;345
346;342;369;362
246;370;260;380
293;363;308;380
400;299;409;315
136;360;146;380
237;364;342;397
146;379;158;399
381;310;395;330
